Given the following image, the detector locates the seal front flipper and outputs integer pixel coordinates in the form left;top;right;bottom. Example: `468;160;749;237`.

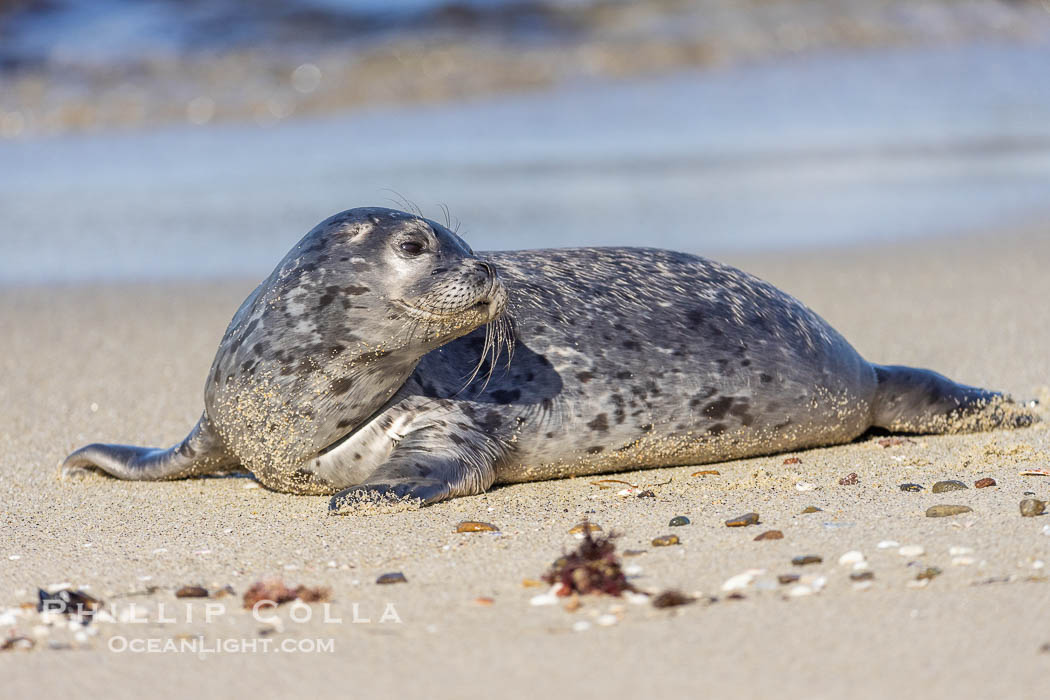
62;414;236;481
328;426;503;513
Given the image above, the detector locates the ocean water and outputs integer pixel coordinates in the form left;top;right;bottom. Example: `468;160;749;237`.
2;42;1049;284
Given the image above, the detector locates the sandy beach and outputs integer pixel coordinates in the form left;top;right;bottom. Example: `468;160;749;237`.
1;224;1048;697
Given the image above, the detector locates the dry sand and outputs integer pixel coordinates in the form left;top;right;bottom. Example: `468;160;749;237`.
1;227;1049;698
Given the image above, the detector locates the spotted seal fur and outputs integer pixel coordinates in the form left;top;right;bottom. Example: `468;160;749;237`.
62;207;1034;511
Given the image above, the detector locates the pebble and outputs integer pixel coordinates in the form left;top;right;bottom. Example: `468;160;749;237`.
926;505;973;518
568;522;602;535
473;597;494;606
838;472;859;486
792;555;822;566
722;569;765;591
668;516;690;527
754;530;783;541
899;483;924;492
931;480;968;493
952;557;975;566
795;482;817;492
1042;525;1050;536
571;621;591;632
898;545;925;557
877;540;900;549
1020;499;1047;517
651;590;694;608
376;572;407;585
801;506;822;514
838;551;865;566
529;586;563;606
652;534;680;546
974;478;996;489
783;457;802;465
949;546;974;556
623;564;643;576
636;490;656;499
725;513;759;527
455;521;499;533
174;586;209;598
850;571;875;581
917;567;942;581
596;614;619;626
777;573;800;585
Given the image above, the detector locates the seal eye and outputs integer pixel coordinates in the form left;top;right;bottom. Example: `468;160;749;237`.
399;240;425;256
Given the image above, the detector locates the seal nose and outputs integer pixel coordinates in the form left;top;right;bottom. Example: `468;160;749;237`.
470;260;497;286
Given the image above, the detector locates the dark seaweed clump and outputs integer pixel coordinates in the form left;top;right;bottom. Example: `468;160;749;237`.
542;525;634;596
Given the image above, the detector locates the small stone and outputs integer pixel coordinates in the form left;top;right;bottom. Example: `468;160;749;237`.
376;572;407;585
1020;498;1047;517
691;469;720;476
926;505;973;518
899;483;924;492
651;590;694;609
878;437;913;447
838;551;865;566
795;481;817;492
838;472;859;486
777;573;800;585
725;512;759;527
801;506;822;514
722;569;764;591
783;457;802;465
652;534;680;546
948;546;974;556
931;480;968;493
455;521;499;533
754;530;783;541
850;571;875;581
562;596;581;613
521;578;544;588
568;522;602;535
668;516;690;527
474;597;494;606
636;490;656;499
791;555;822;566
174;586;209;599
917;567;942;581
974;478;996;489
898;545;925;557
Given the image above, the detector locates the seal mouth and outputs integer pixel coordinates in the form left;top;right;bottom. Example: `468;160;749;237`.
394;295;500;323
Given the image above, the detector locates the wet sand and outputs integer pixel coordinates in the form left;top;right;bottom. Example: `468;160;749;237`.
1;226;1049;697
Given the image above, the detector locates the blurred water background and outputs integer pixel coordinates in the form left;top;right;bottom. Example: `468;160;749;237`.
1;0;1049;283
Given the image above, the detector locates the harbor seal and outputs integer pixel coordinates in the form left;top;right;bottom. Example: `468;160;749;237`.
63;207;1034;511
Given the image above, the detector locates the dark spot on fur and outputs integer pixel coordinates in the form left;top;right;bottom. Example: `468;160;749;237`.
622;340;640;351
586;446;604;454
330;377;353;395
703;396;733;420
337;418;353;429
576;371;594;383
760;373;774;384
587;413;609;432
686;308;704;325
344;285;370;295
707;423;727;436
490;389;521;404
615;370;632;380
479;410;503;432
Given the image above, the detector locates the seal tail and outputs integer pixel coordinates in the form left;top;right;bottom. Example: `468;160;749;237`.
870;364;1036;434
62;414;236;481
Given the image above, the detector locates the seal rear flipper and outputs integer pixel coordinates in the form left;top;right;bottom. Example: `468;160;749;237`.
62;414;236;481
328;426;503;514
870;364;1036;434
